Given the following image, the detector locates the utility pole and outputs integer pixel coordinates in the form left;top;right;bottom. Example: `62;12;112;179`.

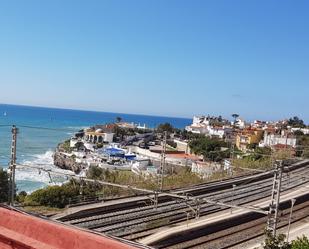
158;131;167;191
286;198;296;242
230;143;235;176
9;125;18;206
267;160;283;237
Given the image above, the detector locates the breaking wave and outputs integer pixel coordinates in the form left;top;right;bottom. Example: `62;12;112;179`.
16;150;76;193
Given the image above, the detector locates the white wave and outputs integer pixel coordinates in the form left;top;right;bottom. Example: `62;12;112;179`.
15;150;76;191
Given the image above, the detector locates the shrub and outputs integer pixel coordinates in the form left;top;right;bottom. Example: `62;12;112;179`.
0;168;9;203
291;236;309;249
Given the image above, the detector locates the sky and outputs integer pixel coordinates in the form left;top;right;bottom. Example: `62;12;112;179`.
0;0;308;122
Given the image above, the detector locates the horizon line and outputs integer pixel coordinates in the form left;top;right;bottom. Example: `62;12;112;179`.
0;102;193;121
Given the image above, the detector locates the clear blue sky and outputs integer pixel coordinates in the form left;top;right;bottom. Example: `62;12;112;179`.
0;0;308;122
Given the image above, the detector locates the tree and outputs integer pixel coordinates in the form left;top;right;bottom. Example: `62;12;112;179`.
157;123;175;134
189;137;228;162
74;141;85;151
16;191;27;203
263;230;291;249
293;130;304;136
232;114;239;124
0;168;9;203
115;116;122;123
297;134;309;158
291;236;309;249
288;116;305;128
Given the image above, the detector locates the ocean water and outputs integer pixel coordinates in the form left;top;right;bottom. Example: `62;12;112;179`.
0;104;191;193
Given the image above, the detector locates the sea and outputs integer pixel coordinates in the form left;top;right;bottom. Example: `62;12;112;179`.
0;104;191;193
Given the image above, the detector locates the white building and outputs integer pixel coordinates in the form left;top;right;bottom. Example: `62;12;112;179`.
185;116;232;138
260;131;297;148
137;123;147;130
231;118;246;129
84;129;114;143
208;126;233;139
291;127;309;135
185;123;208;134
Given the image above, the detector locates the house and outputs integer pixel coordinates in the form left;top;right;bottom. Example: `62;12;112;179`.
185;115;232;138
260;130;297;148
231;117;246;129
185;122;208;134
251;120;267;129
84;129;114;144
236;128;264;151
208;126;233;139
117;122;136;129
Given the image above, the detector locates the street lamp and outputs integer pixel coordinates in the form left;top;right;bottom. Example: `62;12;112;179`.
286;198;296;242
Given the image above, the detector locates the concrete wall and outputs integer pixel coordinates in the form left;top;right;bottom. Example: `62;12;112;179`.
132;147;191;166
174;139;190;154
0;206;138;249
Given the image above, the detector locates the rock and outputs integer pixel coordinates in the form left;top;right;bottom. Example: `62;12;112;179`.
53;151;82;174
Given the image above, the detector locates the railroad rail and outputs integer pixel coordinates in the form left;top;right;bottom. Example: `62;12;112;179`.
152;193;309;249
55;160;309;248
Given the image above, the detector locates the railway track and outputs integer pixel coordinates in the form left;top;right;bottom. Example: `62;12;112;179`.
56;160;309;247
154;194;309;249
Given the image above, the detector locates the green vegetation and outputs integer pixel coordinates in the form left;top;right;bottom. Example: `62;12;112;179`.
60;140;73;153
157;123;175;134
263;231;309;249
161;167;204;189
23;205;64;216
293;130;304;136
296;134;309;158
189;137;229;162
232;113;239;124
16;165;205;209
87;166;203;192
22;184;78;208
291;236;309;249
19;179;101;208
233;145;271;170
263;231;290;249
288;116;305;128
233;157;272;170
0;168;9;203
113;126;152;142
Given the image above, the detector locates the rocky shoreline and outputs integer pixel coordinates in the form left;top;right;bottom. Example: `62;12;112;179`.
53;151;83;174
53;141;85;174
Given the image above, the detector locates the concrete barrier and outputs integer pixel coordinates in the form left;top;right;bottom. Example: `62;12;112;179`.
0;206;139;249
